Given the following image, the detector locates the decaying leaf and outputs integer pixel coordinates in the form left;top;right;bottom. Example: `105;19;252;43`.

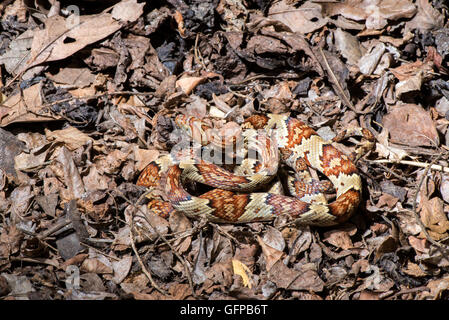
18;0;144;75
382;104;439;147
232;259;252;289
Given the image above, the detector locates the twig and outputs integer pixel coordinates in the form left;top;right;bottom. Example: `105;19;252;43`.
129;216;167;295
373;162;410;183
209;223;239;244
115;189;197;297
384;286;430;300
134;210;196;298
371;159;449;173
37;217;72;240
80;241;120;262
194;33;207;71
318;47;370;115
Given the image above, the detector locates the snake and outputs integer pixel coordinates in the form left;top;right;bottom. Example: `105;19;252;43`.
137;113;368;226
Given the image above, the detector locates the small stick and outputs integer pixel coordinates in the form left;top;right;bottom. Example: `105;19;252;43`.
129;218;167;295
371;159;449;173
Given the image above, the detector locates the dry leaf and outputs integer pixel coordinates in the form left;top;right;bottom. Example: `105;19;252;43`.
420;197;449;240
56;147;85;199
45;126;93;151
111;256;132;284
323;224;356;250
257;235;284;272
176;77;206;95
375;128;408;161
232;259;252;288
0;29;34;76
402;261;428;277
269;1;328;34
268;262;324;292
382;104;439;147
133;147;159;172
334;28;364;66
80;258;113;274
0;82;62;127
47;67;96;87
406;0;444;32
20;0;144;74
425;276;449;299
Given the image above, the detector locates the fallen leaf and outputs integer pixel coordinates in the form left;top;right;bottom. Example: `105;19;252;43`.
375;128;408;161
269;1;328;34
323;224;356;250
268;262;324;292
0;82;61;127
176;76;206;95
382;104;439;147
420;197;449;240
402;261;428;277
20;0;144;74
406;0;444;32
46;66;96;87
1;273;35;299
426;276;449;299
55;147;85;200
0;225;23;257
257;235;284;272
45;126;93;151
232;259;252;289
334;28;364;66
112;256;133;284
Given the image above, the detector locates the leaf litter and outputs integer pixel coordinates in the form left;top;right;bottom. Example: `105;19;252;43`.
0;0;449;301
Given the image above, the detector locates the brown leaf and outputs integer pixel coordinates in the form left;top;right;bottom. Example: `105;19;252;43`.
56;147;85;199
0;225;23;257
82;166;110;192
390;60;433;82
262;226;285;252
133;147;159;172
257;235;284;272
382;104;439;147
377;193;399;209
359;290;380;300
45;126;93;151
334;28;364;66
169;211;192;254
323;224;356;250
374;236;398;261
111;256;133;284
402;261;428;277
81;258;113;274
375;128;408;161
9;185;34;218
409;235;429;254
168;283;192;300
268;262;324;292
0;82;62;127
176;76;206;95
269;1;328;34
420;197;449;240
20;0;144;74
426;276;449;299
323;0;415;30
46;66;95;87
406;0;444;32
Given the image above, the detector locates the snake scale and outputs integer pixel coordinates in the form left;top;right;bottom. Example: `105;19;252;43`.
137;113;363;226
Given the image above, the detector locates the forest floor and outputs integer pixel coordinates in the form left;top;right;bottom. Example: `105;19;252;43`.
1;0;449;300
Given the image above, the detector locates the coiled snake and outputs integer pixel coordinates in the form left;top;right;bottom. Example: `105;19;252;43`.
137;113;368;226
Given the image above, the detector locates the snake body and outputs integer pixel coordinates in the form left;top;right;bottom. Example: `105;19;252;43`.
137;113;362;226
